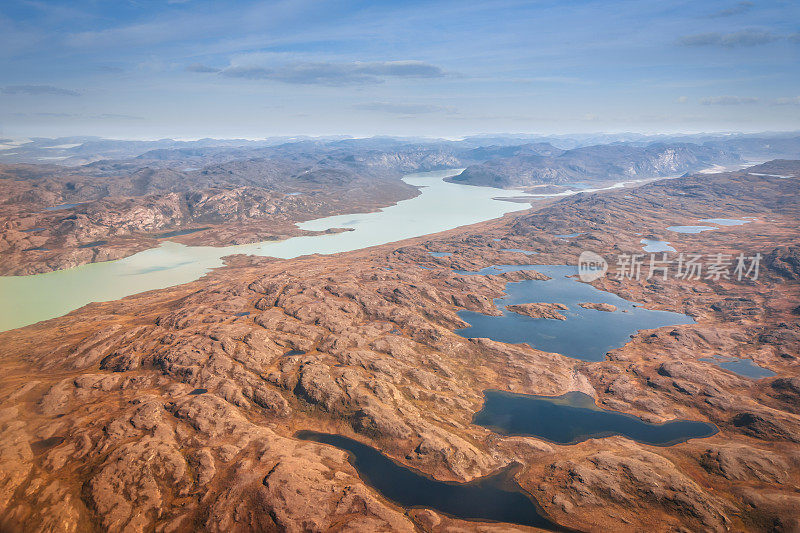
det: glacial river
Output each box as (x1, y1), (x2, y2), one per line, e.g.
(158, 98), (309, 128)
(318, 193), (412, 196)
(0, 169), (528, 332)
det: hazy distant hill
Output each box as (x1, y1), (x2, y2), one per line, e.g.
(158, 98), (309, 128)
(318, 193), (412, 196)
(448, 143), (742, 188)
(701, 135), (800, 160)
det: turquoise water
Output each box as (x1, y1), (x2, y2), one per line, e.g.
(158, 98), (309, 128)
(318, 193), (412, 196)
(0, 170), (527, 332)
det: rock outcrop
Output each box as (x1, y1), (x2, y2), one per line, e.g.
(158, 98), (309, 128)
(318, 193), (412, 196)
(506, 302), (569, 320)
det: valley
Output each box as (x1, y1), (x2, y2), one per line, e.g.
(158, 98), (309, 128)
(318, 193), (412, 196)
(0, 161), (797, 532)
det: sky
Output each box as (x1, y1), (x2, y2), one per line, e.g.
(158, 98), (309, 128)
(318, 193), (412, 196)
(0, 0), (798, 139)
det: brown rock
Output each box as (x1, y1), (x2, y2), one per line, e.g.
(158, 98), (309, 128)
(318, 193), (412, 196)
(506, 302), (568, 320)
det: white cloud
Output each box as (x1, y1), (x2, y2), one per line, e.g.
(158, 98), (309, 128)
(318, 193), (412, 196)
(679, 29), (779, 47)
(700, 95), (759, 105)
(772, 96), (800, 106)
(204, 60), (449, 86)
(354, 102), (457, 114)
(2, 85), (80, 96)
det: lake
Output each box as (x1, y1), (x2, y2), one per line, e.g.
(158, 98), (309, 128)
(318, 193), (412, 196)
(455, 265), (694, 361)
(666, 225), (717, 234)
(641, 239), (676, 253)
(295, 430), (567, 530)
(700, 356), (776, 379)
(0, 170), (528, 332)
(44, 203), (82, 211)
(698, 218), (751, 226)
(500, 248), (539, 255)
(473, 390), (718, 446)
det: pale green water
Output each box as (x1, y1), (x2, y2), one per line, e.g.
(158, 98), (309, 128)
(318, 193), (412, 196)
(0, 170), (527, 332)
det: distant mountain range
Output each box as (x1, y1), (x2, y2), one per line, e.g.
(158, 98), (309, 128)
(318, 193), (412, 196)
(447, 142), (743, 188)
(1, 131), (798, 167)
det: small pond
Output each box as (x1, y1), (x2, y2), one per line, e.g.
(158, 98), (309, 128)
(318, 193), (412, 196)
(500, 248), (539, 255)
(640, 239), (676, 253)
(700, 356), (776, 379)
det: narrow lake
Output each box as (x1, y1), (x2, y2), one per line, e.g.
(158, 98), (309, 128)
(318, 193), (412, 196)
(473, 390), (718, 446)
(700, 356), (776, 379)
(0, 170), (527, 332)
(295, 431), (567, 530)
(455, 265), (694, 361)
(667, 225), (717, 234)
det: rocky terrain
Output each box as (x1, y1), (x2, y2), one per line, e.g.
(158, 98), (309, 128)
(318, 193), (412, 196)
(578, 303), (616, 312)
(0, 162), (798, 532)
(507, 302), (569, 320)
(0, 140), (468, 274)
(3, 135), (790, 275)
(745, 159), (800, 177)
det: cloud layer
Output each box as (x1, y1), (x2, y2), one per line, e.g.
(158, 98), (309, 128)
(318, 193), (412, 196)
(700, 96), (759, 105)
(678, 29), (780, 47)
(189, 60), (448, 85)
(772, 96), (800, 106)
(708, 1), (754, 18)
(354, 102), (457, 114)
(2, 85), (80, 96)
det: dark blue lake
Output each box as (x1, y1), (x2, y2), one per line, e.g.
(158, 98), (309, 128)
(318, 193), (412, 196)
(78, 240), (108, 248)
(455, 265), (694, 361)
(295, 431), (568, 530)
(473, 390), (718, 446)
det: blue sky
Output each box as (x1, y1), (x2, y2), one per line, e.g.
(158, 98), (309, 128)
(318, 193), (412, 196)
(0, 0), (798, 139)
